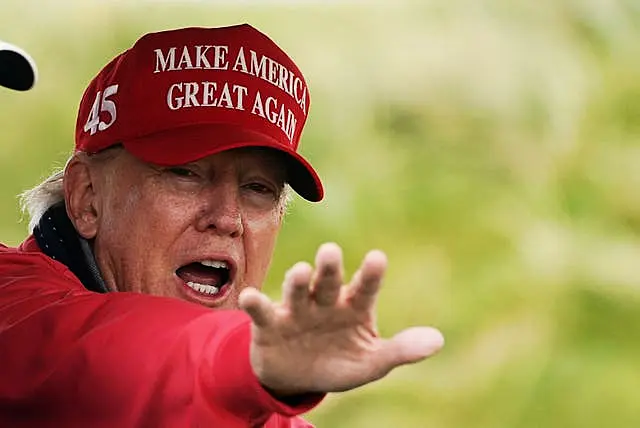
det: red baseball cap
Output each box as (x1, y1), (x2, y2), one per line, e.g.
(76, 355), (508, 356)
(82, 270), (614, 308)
(75, 24), (323, 201)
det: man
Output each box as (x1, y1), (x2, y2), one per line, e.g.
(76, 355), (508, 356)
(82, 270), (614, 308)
(0, 39), (37, 90)
(0, 24), (444, 427)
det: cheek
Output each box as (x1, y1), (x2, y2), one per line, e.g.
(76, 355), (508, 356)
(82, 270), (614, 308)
(243, 213), (282, 281)
(101, 187), (146, 237)
(99, 184), (192, 248)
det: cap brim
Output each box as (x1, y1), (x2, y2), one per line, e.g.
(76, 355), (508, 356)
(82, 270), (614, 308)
(0, 41), (37, 91)
(121, 124), (324, 202)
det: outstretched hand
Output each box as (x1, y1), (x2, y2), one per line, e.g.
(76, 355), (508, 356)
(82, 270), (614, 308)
(238, 242), (444, 396)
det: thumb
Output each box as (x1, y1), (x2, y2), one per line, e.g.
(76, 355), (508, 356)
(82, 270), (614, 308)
(382, 326), (445, 369)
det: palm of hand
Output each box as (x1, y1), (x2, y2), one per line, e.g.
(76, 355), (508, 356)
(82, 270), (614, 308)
(239, 243), (444, 396)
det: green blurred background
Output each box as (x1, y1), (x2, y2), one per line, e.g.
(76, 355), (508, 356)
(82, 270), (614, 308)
(1, 0), (639, 426)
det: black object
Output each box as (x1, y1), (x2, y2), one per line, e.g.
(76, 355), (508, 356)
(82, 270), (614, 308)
(33, 202), (109, 293)
(0, 46), (36, 91)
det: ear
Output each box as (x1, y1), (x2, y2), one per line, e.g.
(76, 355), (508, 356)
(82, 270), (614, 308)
(64, 155), (99, 239)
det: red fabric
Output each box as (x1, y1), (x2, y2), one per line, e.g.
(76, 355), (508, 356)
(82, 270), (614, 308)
(74, 24), (323, 202)
(0, 236), (322, 427)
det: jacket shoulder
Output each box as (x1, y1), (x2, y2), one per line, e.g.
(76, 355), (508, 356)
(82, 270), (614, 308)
(0, 239), (83, 291)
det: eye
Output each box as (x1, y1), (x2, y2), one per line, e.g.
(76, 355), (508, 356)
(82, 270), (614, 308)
(166, 167), (197, 178)
(244, 182), (277, 196)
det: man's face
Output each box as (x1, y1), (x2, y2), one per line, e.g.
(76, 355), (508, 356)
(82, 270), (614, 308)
(77, 146), (287, 310)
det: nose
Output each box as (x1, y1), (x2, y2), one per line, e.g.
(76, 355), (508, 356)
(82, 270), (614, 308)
(194, 181), (244, 238)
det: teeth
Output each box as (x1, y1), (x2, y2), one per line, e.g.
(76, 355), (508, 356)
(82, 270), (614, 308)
(199, 260), (228, 269)
(186, 281), (220, 295)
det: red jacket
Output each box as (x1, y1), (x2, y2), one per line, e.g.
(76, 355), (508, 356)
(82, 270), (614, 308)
(0, 237), (322, 427)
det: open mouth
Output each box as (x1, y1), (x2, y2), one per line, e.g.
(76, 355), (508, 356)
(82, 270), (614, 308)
(176, 260), (232, 297)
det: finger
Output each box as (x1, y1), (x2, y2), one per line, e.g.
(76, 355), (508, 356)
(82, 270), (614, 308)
(346, 250), (387, 311)
(379, 327), (445, 372)
(238, 287), (276, 328)
(282, 262), (313, 314)
(311, 242), (344, 306)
